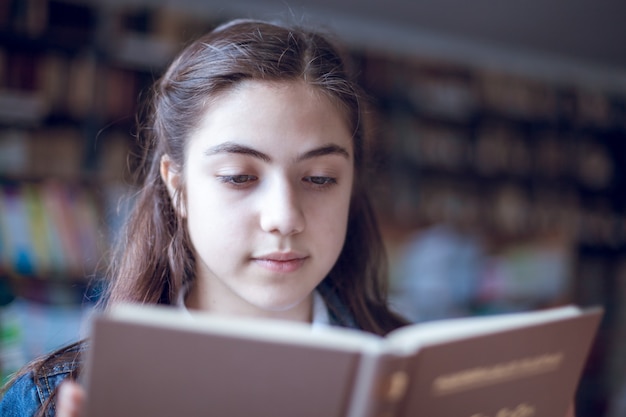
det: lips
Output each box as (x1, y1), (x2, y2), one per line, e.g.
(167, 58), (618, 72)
(252, 252), (308, 273)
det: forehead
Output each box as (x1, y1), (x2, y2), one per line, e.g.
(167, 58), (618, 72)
(188, 80), (354, 155)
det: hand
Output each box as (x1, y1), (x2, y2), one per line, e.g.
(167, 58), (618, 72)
(56, 381), (86, 417)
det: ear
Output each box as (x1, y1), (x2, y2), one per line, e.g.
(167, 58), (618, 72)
(160, 154), (187, 218)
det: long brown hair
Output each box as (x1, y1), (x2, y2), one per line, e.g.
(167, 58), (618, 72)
(5, 18), (407, 414)
(103, 18), (405, 332)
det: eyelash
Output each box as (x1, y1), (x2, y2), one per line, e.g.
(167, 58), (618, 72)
(217, 175), (258, 185)
(304, 176), (337, 189)
(217, 175), (337, 189)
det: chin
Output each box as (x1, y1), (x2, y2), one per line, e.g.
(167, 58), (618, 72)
(255, 299), (302, 313)
(247, 291), (310, 315)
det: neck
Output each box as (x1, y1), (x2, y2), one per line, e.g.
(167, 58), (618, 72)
(184, 279), (314, 323)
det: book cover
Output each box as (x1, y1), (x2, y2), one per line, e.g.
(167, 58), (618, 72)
(82, 304), (602, 417)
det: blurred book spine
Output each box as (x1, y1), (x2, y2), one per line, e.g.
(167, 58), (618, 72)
(0, 181), (104, 281)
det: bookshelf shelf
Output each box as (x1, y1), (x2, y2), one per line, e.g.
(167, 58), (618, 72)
(357, 50), (626, 417)
(0, 29), (91, 54)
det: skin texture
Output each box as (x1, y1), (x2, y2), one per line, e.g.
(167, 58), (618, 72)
(161, 80), (355, 322)
(57, 382), (84, 417)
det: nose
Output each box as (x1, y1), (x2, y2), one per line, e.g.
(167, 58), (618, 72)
(259, 178), (305, 236)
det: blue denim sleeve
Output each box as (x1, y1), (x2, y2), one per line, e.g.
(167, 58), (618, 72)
(0, 372), (44, 417)
(1, 343), (82, 417)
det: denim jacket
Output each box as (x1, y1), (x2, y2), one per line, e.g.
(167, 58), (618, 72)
(0, 286), (359, 417)
(0, 343), (83, 417)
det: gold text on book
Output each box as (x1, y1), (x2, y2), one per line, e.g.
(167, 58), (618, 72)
(379, 370), (409, 402)
(471, 402), (536, 417)
(433, 352), (563, 395)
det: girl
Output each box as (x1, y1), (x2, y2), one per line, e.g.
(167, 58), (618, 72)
(0, 18), (408, 416)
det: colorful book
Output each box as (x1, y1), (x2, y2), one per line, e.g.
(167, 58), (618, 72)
(0, 184), (36, 275)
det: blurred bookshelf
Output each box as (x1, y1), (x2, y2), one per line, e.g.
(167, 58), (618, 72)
(0, 1), (625, 415)
(0, 0), (209, 382)
(355, 51), (626, 417)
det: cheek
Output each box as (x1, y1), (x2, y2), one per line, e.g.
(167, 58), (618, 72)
(186, 192), (246, 236)
(309, 191), (351, 249)
(186, 204), (250, 272)
(184, 183), (240, 244)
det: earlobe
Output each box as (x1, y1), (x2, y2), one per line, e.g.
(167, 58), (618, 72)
(160, 154), (178, 196)
(160, 154), (187, 218)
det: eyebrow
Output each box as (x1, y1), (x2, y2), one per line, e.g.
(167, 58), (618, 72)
(203, 141), (351, 162)
(204, 142), (271, 162)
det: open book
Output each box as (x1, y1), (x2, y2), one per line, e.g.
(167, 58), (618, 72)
(82, 303), (602, 417)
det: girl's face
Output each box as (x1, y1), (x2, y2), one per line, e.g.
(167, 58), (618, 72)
(162, 81), (354, 321)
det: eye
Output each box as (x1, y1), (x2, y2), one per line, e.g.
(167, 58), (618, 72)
(304, 176), (337, 187)
(218, 175), (258, 185)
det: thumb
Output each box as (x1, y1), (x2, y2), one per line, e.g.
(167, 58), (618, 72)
(56, 381), (86, 417)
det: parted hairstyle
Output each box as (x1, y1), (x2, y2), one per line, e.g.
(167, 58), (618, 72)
(106, 18), (406, 333)
(3, 18), (407, 416)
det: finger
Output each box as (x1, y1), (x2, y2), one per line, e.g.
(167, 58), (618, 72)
(56, 381), (86, 417)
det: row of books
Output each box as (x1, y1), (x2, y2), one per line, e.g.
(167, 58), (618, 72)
(0, 3), (197, 127)
(1, 0), (208, 73)
(390, 118), (614, 189)
(1, 0), (204, 46)
(1, 0), (95, 41)
(0, 180), (105, 280)
(377, 177), (625, 248)
(362, 53), (624, 128)
(0, 46), (145, 125)
(0, 127), (132, 183)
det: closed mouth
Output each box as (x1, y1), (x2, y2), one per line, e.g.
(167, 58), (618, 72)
(252, 253), (308, 273)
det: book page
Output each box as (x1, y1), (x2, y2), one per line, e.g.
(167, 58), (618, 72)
(385, 305), (582, 354)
